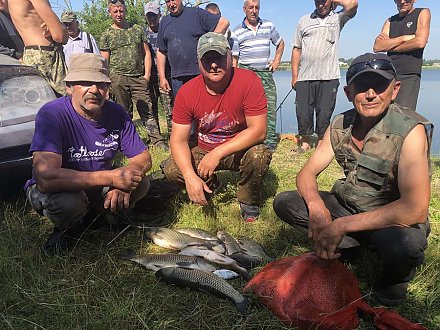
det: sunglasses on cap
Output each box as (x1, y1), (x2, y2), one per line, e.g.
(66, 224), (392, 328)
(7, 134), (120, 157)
(109, 0), (125, 4)
(346, 59), (396, 83)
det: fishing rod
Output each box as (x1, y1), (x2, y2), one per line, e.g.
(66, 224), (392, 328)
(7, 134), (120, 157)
(276, 87), (294, 134)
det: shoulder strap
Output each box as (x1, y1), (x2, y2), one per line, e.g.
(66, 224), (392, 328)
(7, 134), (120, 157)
(86, 32), (93, 52)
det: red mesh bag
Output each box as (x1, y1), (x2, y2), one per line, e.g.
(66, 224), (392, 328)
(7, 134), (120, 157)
(244, 253), (426, 330)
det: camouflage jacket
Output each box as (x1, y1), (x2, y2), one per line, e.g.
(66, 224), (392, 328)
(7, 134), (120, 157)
(100, 23), (147, 76)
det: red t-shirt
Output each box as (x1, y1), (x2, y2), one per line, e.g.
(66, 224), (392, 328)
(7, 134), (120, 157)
(172, 68), (268, 151)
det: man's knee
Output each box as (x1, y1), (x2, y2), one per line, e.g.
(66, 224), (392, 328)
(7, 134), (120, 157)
(28, 187), (89, 228)
(242, 144), (272, 172)
(373, 227), (427, 267)
(162, 156), (181, 182)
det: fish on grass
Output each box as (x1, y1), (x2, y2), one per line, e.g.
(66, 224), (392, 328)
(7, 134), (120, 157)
(175, 228), (220, 241)
(123, 253), (217, 272)
(143, 227), (225, 253)
(179, 246), (251, 280)
(217, 230), (242, 256)
(156, 267), (249, 314)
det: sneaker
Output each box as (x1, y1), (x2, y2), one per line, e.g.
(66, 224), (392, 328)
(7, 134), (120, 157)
(43, 227), (75, 256)
(239, 202), (260, 222)
(374, 281), (409, 306)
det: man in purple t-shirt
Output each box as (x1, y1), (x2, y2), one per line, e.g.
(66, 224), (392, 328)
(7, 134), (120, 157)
(25, 53), (152, 255)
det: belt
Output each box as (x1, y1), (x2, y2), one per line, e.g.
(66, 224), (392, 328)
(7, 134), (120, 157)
(24, 45), (56, 51)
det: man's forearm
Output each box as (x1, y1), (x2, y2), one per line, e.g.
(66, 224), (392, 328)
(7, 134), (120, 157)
(156, 49), (167, 81)
(213, 17), (229, 34)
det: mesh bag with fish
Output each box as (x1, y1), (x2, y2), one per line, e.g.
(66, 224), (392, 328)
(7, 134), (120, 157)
(244, 253), (426, 330)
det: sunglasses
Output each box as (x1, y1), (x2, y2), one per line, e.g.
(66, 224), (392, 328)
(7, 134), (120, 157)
(109, 0), (125, 4)
(346, 59), (396, 83)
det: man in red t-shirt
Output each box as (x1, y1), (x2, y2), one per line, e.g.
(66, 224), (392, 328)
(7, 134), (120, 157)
(162, 32), (272, 222)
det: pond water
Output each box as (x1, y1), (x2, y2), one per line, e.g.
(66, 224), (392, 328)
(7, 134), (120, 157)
(274, 69), (440, 155)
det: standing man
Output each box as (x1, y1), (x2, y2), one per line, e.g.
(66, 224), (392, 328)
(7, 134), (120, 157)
(231, 0), (285, 152)
(25, 53), (152, 255)
(0, 0), (24, 59)
(373, 0), (430, 111)
(274, 53), (432, 306)
(162, 33), (272, 222)
(292, 0), (358, 153)
(101, 0), (167, 151)
(156, 0), (229, 98)
(60, 10), (100, 68)
(7, 0), (68, 96)
(144, 1), (174, 137)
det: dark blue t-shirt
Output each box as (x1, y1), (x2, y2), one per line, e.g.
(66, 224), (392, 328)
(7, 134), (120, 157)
(157, 6), (220, 78)
(25, 96), (146, 188)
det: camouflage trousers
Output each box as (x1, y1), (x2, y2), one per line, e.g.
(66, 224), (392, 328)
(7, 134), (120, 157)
(162, 144), (272, 206)
(149, 72), (174, 136)
(239, 64), (277, 146)
(22, 45), (67, 96)
(110, 73), (165, 146)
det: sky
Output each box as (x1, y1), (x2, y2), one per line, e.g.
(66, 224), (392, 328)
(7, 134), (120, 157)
(50, 0), (440, 61)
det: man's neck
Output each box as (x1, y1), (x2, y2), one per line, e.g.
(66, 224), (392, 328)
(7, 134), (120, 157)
(399, 7), (415, 18)
(112, 20), (129, 29)
(245, 18), (259, 30)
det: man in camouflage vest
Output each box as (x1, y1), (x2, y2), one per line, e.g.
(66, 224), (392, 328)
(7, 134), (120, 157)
(100, 0), (167, 151)
(274, 53), (432, 307)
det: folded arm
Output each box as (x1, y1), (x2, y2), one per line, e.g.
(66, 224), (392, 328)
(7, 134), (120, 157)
(373, 9), (430, 53)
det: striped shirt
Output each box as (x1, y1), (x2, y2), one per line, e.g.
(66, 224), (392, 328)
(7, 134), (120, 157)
(231, 18), (282, 70)
(294, 10), (352, 81)
(63, 30), (100, 68)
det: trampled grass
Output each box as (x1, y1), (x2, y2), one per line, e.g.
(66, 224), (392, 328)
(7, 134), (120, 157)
(0, 130), (439, 329)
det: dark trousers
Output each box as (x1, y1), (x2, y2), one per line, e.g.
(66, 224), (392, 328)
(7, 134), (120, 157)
(395, 73), (421, 111)
(295, 79), (339, 139)
(110, 73), (164, 145)
(273, 190), (430, 284)
(162, 144), (272, 206)
(171, 75), (198, 99)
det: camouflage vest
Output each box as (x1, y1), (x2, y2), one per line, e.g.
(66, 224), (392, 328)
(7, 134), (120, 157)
(330, 103), (433, 213)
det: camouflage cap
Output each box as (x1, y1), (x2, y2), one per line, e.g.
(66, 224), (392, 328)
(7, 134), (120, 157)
(60, 11), (77, 23)
(144, 2), (160, 15)
(64, 53), (111, 83)
(197, 32), (230, 59)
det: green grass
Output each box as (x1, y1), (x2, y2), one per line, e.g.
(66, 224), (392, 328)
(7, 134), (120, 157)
(1, 126), (439, 329)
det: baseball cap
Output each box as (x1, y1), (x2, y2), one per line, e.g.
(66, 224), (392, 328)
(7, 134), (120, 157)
(64, 53), (111, 83)
(144, 2), (160, 15)
(346, 53), (397, 85)
(197, 32), (230, 59)
(60, 11), (77, 23)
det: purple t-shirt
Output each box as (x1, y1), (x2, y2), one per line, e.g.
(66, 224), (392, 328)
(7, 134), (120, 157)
(25, 96), (146, 188)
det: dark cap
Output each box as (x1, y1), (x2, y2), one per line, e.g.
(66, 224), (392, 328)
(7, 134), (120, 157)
(60, 11), (77, 23)
(346, 53), (397, 85)
(197, 32), (230, 59)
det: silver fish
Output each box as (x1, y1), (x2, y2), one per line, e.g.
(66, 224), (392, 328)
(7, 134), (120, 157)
(230, 252), (263, 270)
(124, 253), (217, 272)
(235, 237), (273, 262)
(217, 230), (242, 256)
(175, 228), (220, 241)
(213, 269), (240, 280)
(155, 267), (249, 314)
(179, 246), (251, 279)
(143, 227), (223, 252)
